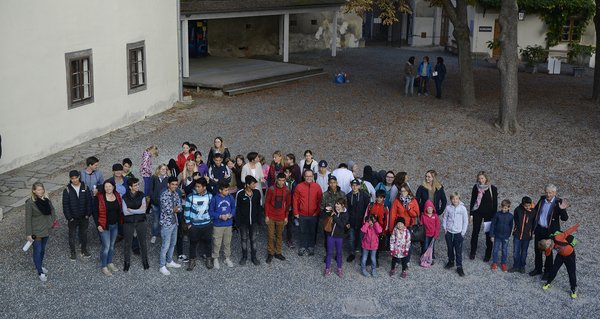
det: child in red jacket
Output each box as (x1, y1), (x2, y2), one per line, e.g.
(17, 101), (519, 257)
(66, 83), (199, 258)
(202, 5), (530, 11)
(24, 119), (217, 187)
(421, 200), (440, 264)
(361, 214), (383, 277)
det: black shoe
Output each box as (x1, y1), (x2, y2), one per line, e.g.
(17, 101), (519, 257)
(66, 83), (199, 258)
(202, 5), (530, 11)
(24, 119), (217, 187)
(444, 262), (455, 269)
(123, 262), (130, 272)
(206, 258), (214, 269)
(346, 254), (355, 262)
(457, 267), (465, 277)
(308, 248), (315, 256)
(143, 261), (150, 270)
(274, 254), (286, 261)
(187, 259), (196, 271)
(132, 248), (141, 256)
(519, 268), (526, 274)
(240, 257), (247, 266)
(483, 257), (491, 262)
(469, 254), (475, 260)
(508, 267), (517, 273)
(70, 252), (77, 261)
(529, 269), (542, 277)
(266, 255), (273, 264)
(81, 250), (91, 258)
(251, 257), (260, 266)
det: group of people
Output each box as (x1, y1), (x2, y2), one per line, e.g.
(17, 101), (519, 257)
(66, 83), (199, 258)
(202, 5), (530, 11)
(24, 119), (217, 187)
(404, 55), (446, 99)
(23, 138), (580, 299)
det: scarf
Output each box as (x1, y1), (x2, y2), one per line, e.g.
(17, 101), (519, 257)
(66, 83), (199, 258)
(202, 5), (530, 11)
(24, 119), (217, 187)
(472, 184), (490, 211)
(400, 195), (412, 207)
(122, 191), (144, 209)
(35, 197), (52, 215)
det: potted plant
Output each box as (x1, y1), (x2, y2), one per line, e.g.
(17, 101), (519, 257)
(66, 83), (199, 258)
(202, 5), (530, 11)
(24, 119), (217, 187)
(568, 43), (594, 77)
(519, 45), (547, 73)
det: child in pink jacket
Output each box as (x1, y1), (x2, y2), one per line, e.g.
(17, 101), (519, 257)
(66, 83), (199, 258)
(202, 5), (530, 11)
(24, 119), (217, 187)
(361, 214), (383, 277)
(421, 200), (441, 264)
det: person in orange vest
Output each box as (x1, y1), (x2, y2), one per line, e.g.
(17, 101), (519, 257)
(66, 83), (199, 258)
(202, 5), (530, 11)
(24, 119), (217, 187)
(542, 223), (579, 299)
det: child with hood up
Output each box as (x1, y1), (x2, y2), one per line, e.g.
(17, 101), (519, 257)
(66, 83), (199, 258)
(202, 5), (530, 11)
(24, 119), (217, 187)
(360, 214), (383, 277)
(421, 200), (440, 265)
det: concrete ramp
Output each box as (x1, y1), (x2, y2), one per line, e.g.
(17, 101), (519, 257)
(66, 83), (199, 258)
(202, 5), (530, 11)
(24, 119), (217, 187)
(183, 56), (325, 95)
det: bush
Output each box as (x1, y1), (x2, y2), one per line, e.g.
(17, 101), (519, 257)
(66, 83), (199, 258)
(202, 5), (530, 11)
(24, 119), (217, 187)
(519, 45), (548, 67)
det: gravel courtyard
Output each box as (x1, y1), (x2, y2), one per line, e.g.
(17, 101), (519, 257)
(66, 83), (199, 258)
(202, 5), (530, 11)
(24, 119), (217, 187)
(1, 46), (599, 318)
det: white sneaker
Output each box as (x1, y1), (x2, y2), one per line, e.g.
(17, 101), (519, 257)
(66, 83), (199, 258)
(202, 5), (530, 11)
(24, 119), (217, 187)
(178, 255), (189, 263)
(41, 267), (48, 274)
(213, 258), (220, 269)
(39, 273), (47, 282)
(224, 258), (234, 268)
(159, 266), (171, 276)
(150, 236), (157, 244)
(166, 261), (181, 268)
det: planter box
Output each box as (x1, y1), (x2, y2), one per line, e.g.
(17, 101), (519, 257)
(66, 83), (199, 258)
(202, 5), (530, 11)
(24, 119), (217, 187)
(573, 67), (585, 77)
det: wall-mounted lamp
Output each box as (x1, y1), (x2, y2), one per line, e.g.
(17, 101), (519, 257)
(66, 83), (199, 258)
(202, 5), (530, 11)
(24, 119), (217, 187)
(518, 10), (525, 21)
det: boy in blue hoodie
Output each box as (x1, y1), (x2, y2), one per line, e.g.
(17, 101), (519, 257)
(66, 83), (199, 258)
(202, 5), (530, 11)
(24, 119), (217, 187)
(490, 199), (513, 272)
(209, 182), (236, 269)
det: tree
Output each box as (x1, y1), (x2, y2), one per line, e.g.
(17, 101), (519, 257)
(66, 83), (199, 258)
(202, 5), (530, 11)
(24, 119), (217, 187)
(346, 0), (477, 108)
(495, 0), (521, 133)
(593, 0), (600, 102)
(432, 0), (476, 107)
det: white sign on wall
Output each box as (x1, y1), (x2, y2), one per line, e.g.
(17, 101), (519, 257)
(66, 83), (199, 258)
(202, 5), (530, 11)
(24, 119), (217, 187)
(374, 18), (382, 24)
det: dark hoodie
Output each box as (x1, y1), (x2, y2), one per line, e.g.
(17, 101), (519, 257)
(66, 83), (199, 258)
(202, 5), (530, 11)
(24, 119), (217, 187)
(513, 205), (536, 241)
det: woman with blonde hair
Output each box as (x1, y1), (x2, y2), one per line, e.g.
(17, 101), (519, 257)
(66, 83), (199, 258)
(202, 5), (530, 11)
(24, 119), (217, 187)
(415, 170), (447, 216)
(140, 145), (158, 196)
(207, 137), (231, 167)
(468, 171), (498, 261)
(25, 182), (58, 282)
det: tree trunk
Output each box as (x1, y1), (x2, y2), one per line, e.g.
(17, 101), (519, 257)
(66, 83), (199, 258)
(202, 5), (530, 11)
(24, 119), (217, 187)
(442, 0), (476, 107)
(592, 0), (600, 102)
(495, 0), (521, 133)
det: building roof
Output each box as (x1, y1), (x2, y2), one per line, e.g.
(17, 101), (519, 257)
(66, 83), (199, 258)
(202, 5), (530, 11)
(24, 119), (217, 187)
(181, 0), (346, 14)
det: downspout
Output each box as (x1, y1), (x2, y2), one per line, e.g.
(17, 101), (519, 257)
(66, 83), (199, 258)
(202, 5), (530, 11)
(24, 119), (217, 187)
(177, 0), (183, 102)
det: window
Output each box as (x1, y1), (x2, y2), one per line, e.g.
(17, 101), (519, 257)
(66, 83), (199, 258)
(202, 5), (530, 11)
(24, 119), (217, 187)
(65, 49), (93, 108)
(561, 19), (581, 42)
(127, 41), (147, 94)
(311, 19), (317, 26)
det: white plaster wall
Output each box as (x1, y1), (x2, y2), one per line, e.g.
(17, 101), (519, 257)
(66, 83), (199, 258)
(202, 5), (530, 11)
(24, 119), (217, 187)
(0, 0), (179, 174)
(412, 17), (436, 46)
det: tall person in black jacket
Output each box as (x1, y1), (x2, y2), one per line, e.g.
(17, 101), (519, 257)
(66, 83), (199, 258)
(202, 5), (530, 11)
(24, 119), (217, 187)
(345, 179), (370, 263)
(235, 176), (262, 266)
(469, 171), (498, 262)
(433, 57), (447, 99)
(62, 170), (92, 260)
(530, 184), (569, 279)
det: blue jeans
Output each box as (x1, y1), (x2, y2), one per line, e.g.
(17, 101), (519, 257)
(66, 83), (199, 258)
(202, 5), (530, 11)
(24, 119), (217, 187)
(513, 238), (530, 269)
(361, 249), (377, 272)
(404, 76), (415, 95)
(143, 176), (152, 196)
(445, 232), (463, 267)
(32, 237), (49, 275)
(151, 204), (161, 237)
(346, 228), (362, 254)
(160, 224), (178, 267)
(423, 236), (436, 259)
(298, 216), (318, 250)
(99, 224), (118, 268)
(418, 76), (430, 94)
(492, 238), (509, 264)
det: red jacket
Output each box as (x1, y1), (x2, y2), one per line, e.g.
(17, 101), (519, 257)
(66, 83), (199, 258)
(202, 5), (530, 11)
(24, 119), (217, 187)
(176, 152), (195, 173)
(422, 200), (440, 238)
(390, 198), (420, 228)
(364, 202), (389, 233)
(265, 185), (291, 221)
(293, 181), (323, 217)
(95, 192), (123, 229)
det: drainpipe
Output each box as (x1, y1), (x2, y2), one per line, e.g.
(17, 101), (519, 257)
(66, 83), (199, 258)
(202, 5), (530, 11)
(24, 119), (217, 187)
(177, 0), (183, 102)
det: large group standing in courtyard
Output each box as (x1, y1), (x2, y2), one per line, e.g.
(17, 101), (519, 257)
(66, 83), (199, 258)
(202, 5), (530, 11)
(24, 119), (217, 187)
(23, 137), (580, 299)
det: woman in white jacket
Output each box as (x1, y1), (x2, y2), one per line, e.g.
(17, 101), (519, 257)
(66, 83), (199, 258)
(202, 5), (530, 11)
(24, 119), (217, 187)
(442, 192), (469, 277)
(298, 150), (318, 178)
(241, 152), (265, 203)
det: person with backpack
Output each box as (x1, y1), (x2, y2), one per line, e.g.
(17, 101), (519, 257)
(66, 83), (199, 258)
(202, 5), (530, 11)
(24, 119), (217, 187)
(264, 173), (291, 263)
